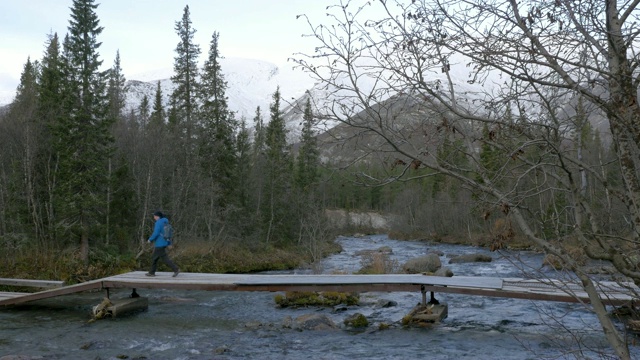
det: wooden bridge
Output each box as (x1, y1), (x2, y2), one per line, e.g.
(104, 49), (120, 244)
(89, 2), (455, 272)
(1, 272), (637, 307)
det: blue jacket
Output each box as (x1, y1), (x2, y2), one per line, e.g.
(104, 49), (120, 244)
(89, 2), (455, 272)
(148, 217), (170, 248)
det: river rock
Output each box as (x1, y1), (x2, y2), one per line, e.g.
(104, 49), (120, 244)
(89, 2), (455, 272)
(402, 253), (442, 273)
(355, 246), (393, 256)
(374, 299), (398, 308)
(434, 267), (454, 277)
(344, 313), (369, 328)
(0, 357), (44, 360)
(291, 314), (338, 331)
(448, 253), (493, 263)
(214, 345), (231, 354)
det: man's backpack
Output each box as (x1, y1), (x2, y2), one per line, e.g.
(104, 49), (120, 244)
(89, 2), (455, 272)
(163, 222), (174, 245)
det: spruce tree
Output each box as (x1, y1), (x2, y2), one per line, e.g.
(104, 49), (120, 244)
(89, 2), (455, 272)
(199, 31), (236, 209)
(263, 87), (294, 244)
(107, 50), (127, 122)
(54, 0), (112, 265)
(250, 106), (266, 226)
(149, 81), (165, 128)
(138, 95), (150, 126)
(252, 106), (266, 159)
(295, 97), (319, 190)
(4, 58), (40, 242)
(37, 32), (66, 243)
(236, 118), (251, 209)
(171, 5), (201, 145)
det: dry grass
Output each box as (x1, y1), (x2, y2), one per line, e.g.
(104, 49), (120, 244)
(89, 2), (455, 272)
(357, 252), (399, 274)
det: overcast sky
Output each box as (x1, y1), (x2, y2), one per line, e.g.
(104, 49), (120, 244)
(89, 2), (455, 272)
(0, 0), (336, 102)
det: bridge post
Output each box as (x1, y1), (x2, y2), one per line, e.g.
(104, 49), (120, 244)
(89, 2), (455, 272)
(429, 291), (439, 305)
(421, 285), (440, 305)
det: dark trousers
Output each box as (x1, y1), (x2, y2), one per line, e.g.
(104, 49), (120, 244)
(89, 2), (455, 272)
(150, 246), (179, 274)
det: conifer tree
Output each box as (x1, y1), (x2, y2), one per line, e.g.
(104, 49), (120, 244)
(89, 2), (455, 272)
(171, 5), (201, 145)
(36, 32), (66, 243)
(250, 106), (267, 225)
(199, 31), (236, 208)
(295, 98), (319, 190)
(252, 106), (266, 160)
(54, 0), (112, 265)
(138, 95), (150, 126)
(263, 87), (294, 244)
(107, 50), (127, 122)
(4, 58), (40, 241)
(149, 81), (165, 128)
(235, 118), (251, 209)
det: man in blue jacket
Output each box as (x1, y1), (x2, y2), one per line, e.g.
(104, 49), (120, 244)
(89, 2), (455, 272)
(146, 211), (180, 277)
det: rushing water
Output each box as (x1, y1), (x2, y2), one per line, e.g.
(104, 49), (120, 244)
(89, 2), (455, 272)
(1, 234), (639, 360)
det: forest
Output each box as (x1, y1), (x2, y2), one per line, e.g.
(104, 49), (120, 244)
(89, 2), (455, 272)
(2, 0), (640, 357)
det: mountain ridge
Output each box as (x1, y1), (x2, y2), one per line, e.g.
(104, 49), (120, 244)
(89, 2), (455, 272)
(124, 57), (317, 141)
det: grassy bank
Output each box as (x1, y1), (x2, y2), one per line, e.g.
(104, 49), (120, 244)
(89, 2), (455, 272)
(0, 240), (342, 285)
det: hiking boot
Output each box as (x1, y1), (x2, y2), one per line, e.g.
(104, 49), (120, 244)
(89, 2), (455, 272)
(172, 270), (180, 277)
(145, 272), (155, 277)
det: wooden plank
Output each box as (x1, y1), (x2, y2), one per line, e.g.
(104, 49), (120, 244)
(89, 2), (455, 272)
(234, 274), (503, 289)
(0, 278), (65, 288)
(0, 280), (103, 307)
(1, 272), (636, 309)
(108, 297), (149, 317)
(0, 291), (29, 301)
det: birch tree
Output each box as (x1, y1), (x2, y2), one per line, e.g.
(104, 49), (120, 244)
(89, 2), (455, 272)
(294, 0), (640, 358)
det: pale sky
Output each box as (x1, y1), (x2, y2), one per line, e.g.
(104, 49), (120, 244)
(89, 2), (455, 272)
(0, 0), (335, 102)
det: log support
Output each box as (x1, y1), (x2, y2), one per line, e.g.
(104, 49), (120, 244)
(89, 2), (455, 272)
(420, 285), (440, 306)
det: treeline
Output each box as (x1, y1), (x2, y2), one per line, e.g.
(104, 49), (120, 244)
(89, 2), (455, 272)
(0, 2), (419, 277)
(1, 1), (622, 280)
(0, 2), (332, 274)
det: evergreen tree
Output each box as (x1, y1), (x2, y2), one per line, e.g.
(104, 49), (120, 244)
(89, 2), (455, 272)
(149, 81), (165, 128)
(295, 97), (319, 190)
(252, 106), (266, 160)
(235, 117), (251, 209)
(263, 87), (294, 244)
(12, 58), (39, 121)
(107, 50), (127, 122)
(138, 95), (150, 126)
(250, 106), (267, 230)
(4, 58), (40, 242)
(37, 32), (66, 243)
(54, 0), (112, 265)
(171, 5), (201, 145)
(38, 33), (64, 132)
(199, 31), (236, 208)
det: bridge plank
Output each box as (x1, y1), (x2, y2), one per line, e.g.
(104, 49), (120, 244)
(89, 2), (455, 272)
(0, 278), (65, 288)
(233, 274), (503, 289)
(0, 291), (29, 301)
(1, 272), (637, 308)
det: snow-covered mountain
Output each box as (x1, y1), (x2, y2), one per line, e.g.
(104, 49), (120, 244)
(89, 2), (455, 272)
(0, 90), (14, 106)
(126, 57), (317, 142)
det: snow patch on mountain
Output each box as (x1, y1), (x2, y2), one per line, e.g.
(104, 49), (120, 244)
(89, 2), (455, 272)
(125, 57), (317, 142)
(0, 91), (14, 106)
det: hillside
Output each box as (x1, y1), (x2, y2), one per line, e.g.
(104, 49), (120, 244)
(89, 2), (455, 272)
(126, 57), (318, 142)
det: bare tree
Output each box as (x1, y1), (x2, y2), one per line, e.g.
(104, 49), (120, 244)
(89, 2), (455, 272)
(294, 0), (640, 358)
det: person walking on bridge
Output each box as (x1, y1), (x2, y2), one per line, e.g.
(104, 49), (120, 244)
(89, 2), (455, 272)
(146, 211), (180, 277)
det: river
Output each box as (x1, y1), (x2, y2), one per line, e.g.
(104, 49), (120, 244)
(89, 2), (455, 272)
(1, 234), (638, 359)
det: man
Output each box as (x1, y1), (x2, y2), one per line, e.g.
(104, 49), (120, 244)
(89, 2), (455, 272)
(146, 211), (180, 277)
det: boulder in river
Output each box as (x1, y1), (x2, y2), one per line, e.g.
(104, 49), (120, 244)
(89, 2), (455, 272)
(402, 253), (442, 273)
(343, 313), (369, 328)
(448, 253), (493, 263)
(434, 267), (454, 277)
(291, 314), (338, 331)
